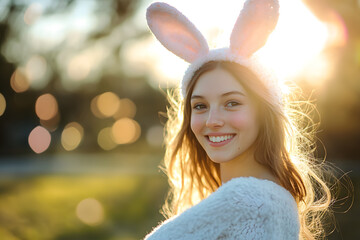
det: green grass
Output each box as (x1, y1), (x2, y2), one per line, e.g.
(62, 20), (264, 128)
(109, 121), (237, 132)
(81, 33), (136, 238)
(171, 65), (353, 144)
(0, 174), (168, 240)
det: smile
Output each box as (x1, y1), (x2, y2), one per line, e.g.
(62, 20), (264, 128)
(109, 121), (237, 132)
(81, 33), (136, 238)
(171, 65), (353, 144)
(207, 134), (235, 143)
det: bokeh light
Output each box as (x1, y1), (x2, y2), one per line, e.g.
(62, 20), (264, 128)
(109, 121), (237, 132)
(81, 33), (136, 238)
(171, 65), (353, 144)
(10, 68), (30, 93)
(146, 125), (163, 147)
(24, 3), (43, 25)
(25, 55), (48, 89)
(61, 122), (84, 151)
(28, 126), (51, 154)
(0, 93), (6, 116)
(67, 55), (91, 81)
(112, 118), (141, 144)
(97, 127), (117, 150)
(96, 92), (120, 118)
(76, 198), (104, 226)
(35, 93), (58, 121)
(91, 92), (122, 119)
(90, 95), (102, 118)
(113, 98), (136, 119)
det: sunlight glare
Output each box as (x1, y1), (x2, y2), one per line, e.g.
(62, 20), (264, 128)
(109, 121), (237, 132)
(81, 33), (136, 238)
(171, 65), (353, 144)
(257, 0), (329, 80)
(301, 53), (333, 89)
(145, 0), (333, 87)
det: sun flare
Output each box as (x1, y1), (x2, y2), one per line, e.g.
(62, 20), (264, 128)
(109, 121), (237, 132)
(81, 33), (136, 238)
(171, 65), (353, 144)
(143, 0), (340, 88)
(256, 0), (329, 80)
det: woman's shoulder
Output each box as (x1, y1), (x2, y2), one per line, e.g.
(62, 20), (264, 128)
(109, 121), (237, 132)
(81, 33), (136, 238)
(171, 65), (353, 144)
(211, 176), (298, 218)
(144, 177), (300, 240)
(219, 176), (296, 205)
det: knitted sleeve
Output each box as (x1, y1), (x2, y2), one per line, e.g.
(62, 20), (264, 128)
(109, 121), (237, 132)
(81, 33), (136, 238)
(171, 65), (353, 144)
(144, 177), (300, 240)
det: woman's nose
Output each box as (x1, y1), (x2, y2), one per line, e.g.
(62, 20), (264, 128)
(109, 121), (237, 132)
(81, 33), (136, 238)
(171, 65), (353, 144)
(206, 108), (224, 128)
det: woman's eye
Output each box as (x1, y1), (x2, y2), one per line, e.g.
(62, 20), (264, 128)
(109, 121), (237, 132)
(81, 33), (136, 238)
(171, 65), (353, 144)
(226, 101), (240, 107)
(193, 104), (206, 110)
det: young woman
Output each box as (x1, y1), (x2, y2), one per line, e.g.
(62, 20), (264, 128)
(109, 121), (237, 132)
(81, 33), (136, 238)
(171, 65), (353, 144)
(145, 0), (333, 239)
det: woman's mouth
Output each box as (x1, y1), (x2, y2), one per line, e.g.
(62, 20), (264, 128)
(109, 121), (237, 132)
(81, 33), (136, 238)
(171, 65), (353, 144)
(206, 134), (235, 146)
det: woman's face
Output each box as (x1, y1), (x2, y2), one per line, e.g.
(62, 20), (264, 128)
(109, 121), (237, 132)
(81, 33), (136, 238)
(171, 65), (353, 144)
(190, 67), (260, 163)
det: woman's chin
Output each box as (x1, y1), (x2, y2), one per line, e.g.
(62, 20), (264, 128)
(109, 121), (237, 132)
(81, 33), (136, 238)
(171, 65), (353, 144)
(207, 154), (233, 164)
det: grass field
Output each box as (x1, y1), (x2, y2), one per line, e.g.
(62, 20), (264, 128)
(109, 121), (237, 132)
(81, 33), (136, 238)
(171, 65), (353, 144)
(0, 174), (168, 240)
(0, 155), (358, 240)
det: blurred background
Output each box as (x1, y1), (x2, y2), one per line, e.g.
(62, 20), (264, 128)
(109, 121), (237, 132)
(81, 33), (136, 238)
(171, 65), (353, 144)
(0, 0), (359, 239)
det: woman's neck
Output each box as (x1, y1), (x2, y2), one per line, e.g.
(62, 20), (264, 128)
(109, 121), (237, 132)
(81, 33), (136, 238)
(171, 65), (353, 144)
(220, 150), (278, 185)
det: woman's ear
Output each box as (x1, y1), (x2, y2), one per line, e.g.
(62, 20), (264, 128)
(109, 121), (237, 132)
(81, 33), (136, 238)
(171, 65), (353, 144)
(146, 2), (209, 63)
(230, 0), (279, 57)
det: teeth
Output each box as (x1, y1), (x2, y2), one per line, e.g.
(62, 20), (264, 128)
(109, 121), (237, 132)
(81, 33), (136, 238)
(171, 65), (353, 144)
(209, 135), (234, 143)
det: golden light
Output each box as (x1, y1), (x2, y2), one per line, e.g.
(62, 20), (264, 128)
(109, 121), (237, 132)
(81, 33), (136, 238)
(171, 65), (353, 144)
(90, 96), (103, 118)
(113, 98), (136, 119)
(28, 126), (51, 154)
(62, 44), (108, 88)
(146, 125), (163, 147)
(76, 198), (104, 226)
(96, 92), (120, 118)
(325, 10), (348, 48)
(10, 68), (30, 93)
(61, 122), (84, 151)
(301, 53), (333, 88)
(67, 55), (91, 81)
(24, 3), (43, 25)
(0, 93), (6, 116)
(257, 0), (329, 79)
(35, 93), (59, 121)
(97, 127), (117, 150)
(111, 118), (141, 144)
(144, 0), (337, 88)
(25, 55), (48, 89)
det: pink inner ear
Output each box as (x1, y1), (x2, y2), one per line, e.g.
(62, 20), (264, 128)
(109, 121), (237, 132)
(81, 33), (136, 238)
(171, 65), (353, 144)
(230, 0), (279, 57)
(148, 10), (208, 63)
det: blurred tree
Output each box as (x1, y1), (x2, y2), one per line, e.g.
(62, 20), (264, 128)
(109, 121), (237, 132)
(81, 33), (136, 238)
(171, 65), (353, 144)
(0, 0), (167, 156)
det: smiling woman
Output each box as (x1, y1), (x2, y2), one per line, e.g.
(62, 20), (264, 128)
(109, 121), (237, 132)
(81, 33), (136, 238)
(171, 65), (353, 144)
(144, 0), (335, 239)
(190, 66), (260, 171)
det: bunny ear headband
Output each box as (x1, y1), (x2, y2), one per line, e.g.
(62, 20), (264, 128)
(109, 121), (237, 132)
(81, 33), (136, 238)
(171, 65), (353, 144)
(146, 0), (280, 100)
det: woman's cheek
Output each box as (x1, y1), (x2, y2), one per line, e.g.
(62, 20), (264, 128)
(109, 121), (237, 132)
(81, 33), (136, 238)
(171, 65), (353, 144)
(190, 114), (204, 135)
(229, 112), (249, 129)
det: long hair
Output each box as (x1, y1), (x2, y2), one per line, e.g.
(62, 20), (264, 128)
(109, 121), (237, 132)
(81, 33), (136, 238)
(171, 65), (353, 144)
(161, 61), (334, 239)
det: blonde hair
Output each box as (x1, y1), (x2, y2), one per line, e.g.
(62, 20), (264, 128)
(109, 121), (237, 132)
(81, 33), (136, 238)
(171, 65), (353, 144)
(161, 61), (335, 239)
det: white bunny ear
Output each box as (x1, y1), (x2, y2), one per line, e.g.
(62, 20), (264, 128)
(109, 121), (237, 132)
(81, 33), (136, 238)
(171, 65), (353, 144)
(230, 0), (279, 57)
(146, 2), (209, 63)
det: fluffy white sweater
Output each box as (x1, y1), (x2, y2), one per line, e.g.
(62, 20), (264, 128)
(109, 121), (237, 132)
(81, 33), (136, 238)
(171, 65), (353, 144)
(144, 176), (300, 240)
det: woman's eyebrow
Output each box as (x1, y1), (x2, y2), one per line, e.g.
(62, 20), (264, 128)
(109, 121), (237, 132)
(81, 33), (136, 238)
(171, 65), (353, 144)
(191, 95), (203, 100)
(191, 91), (245, 100)
(222, 91), (245, 97)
